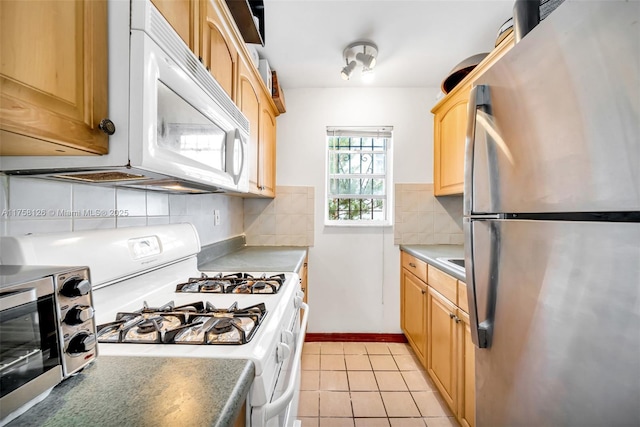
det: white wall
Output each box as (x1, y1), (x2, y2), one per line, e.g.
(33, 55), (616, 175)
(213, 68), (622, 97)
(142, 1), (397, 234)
(276, 87), (440, 333)
(0, 176), (244, 247)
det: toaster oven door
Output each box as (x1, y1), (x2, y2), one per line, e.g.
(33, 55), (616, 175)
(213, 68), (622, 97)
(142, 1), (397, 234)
(0, 277), (63, 422)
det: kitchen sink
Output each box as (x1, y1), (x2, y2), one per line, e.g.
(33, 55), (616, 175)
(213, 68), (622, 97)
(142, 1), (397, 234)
(436, 257), (465, 272)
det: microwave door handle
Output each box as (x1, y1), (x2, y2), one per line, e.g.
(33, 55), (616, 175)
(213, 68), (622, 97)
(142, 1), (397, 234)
(225, 129), (245, 185)
(235, 130), (246, 185)
(0, 288), (37, 311)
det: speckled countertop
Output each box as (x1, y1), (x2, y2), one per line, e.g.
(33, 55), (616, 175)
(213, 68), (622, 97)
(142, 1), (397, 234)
(199, 246), (308, 274)
(8, 356), (254, 427)
(399, 244), (465, 281)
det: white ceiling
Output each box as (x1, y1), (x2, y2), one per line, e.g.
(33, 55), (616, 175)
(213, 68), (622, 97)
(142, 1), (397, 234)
(255, 0), (515, 90)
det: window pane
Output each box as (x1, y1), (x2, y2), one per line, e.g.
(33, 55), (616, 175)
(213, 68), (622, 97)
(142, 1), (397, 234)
(329, 178), (386, 195)
(373, 154), (386, 174)
(326, 129), (391, 223)
(328, 198), (387, 221)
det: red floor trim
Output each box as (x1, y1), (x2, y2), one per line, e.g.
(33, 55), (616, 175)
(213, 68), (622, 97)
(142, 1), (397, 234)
(305, 333), (407, 343)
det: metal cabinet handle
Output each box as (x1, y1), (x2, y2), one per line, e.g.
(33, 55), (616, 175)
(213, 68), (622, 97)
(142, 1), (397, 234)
(409, 262), (416, 268)
(449, 313), (456, 319)
(421, 289), (426, 295)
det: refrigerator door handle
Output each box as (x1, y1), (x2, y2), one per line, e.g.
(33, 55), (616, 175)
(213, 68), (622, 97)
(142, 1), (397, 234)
(464, 218), (494, 349)
(464, 84), (492, 216)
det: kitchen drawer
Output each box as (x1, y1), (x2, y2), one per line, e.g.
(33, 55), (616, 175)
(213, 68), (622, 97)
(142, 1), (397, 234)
(428, 267), (457, 304)
(457, 280), (469, 313)
(402, 252), (428, 282)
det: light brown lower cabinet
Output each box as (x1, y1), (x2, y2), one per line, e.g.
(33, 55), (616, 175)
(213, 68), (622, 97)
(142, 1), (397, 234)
(400, 250), (475, 427)
(457, 308), (476, 427)
(233, 401), (246, 427)
(401, 268), (428, 365)
(427, 286), (457, 410)
(299, 255), (309, 304)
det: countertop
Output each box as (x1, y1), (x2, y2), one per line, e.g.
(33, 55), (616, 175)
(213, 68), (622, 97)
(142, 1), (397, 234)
(399, 244), (465, 281)
(8, 356), (254, 427)
(199, 246), (308, 274)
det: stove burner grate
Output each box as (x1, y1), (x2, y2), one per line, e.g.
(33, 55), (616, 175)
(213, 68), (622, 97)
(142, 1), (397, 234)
(175, 273), (285, 294)
(96, 301), (267, 345)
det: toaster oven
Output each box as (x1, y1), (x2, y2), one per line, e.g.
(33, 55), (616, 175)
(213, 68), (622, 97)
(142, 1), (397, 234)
(0, 265), (97, 426)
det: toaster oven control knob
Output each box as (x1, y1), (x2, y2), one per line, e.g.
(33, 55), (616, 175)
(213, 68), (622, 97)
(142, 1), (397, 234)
(64, 306), (95, 325)
(60, 278), (91, 297)
(67, 333), (97, 355)
(98, 118), (116, 135)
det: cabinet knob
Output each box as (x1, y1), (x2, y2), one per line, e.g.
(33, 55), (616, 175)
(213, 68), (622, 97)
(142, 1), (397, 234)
(421, 289), (426, 295)
(409, 262), (416, 268)
(449, 313), (456, 319)
(98, 119), (116, 135)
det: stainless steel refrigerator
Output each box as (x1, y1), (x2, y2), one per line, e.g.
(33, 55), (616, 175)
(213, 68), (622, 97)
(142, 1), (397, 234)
(464, 2), (640, 426)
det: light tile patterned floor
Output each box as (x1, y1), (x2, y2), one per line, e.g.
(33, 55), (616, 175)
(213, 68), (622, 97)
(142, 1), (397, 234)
(299, 342), (459, 427)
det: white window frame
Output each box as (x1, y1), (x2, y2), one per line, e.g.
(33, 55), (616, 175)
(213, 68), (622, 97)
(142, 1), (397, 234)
(324, 126), (393, 227)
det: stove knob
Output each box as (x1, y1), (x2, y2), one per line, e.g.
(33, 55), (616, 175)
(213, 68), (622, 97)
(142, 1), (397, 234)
(64, 305), (95, 325)
(60, 278), (91, 298)
(281, 330), (294, 346)
(67, 333), (97, 355)
(294, 293), (303, 309)
(276, 342), (291, 363)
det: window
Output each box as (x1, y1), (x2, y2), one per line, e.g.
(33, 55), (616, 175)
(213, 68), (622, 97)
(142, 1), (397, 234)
(325, 126), (393, 226)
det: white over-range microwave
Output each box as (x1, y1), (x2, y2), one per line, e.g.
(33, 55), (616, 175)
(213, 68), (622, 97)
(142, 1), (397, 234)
(1, 0), (249, 194)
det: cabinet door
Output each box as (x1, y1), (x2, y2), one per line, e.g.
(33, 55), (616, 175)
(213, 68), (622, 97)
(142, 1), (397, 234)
(0, 0), (108, 155)
(433, 87), (470, 196)
(238, 60), (261, 193)
(457, 309), (476, 427)
(427, 286), (457, 410)
(152, 0), (198, 53)
(401, 269), (427, 365)
(201, 0), (236, 99)
(259, 99), (276, 197)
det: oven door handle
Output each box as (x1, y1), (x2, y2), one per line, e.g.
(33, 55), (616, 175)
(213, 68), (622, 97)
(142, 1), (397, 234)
(260, 301), (309, 422)
(0, 288), (37, 311)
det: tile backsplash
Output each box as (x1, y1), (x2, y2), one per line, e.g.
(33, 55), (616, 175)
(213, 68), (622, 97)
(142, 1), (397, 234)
(0, 176), (243, 246)
(244, 186), (314, 246)
(394, 183), (463, 245)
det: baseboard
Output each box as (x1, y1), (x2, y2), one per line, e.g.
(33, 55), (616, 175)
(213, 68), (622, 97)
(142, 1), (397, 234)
(305, 333), (408, 343)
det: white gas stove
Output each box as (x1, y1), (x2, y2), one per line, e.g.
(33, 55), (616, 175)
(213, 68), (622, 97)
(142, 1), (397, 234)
(1, 224), (308, 427)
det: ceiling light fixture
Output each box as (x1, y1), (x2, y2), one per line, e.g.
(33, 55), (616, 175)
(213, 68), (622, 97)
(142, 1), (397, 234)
(341, 59), (357, 80)
(341, 41), (378, 82)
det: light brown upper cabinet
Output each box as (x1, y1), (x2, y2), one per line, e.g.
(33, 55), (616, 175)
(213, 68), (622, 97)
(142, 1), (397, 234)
(433, 84), (471, 195)
(238, 58), (261, 193)
(0, 0), (109, 155)
(151, 0), (199, 53)
(258, 92), (277, 198)
(431, 33), (515, 195)
(200, 0), (237, 99)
